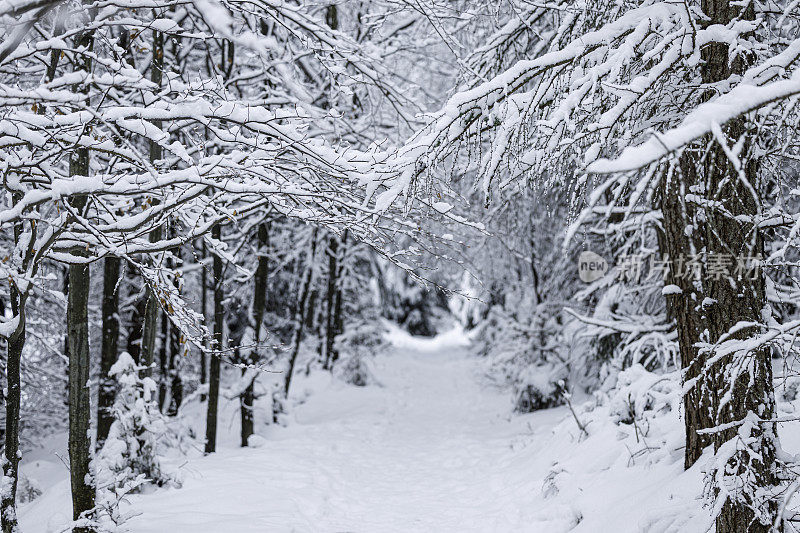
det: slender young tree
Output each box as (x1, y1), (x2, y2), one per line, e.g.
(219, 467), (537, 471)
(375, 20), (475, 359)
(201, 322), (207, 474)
(97, 256), (120, 448)
(284, 231), (318, 399)
(241, 222), (269, 446)
(140, 27), (165, 379)
(330, 230), (348, 367)
(66, 210), (94, 531)
(200, 240), (208, 401)
(1, 197), (25, 533)
(66, 20), (96, 531)
(205, 223), (224, 454)
(166, 245), (184, 416)
(323, 234), (339, 370)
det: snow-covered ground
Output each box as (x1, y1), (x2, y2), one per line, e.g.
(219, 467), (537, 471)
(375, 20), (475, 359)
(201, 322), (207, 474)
(21, 327), (715, 532)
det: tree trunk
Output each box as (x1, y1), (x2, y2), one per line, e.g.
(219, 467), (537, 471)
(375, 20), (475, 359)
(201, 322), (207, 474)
(706, 132), (778, 533)
(167, 245), (184, 417)
(158, 310), (169, 410)
(284, 231), (317, 399)
(330, 230), (347, 367)
(323, 235), (339, 370)
(659, 1), (778, 530)
(702, 13), (778, 526)
(2, 197), (25, 533)
(660, 160), (713, 469)
(139, 28), (164, 379)
(67, 24), (96, 532)
(140, 258), (160, 376)
(2, 301), (23, 533)
(97, 256), (120, 449)
(139, 233), (162, 375)
(126, 284), (146, 364)
(200, 239), (208, 401)
(305, 289), (318, 330)
(205, 224), (224, 454)
(242, 222), (269, 446)
(167, 323), (183, 416)
(67, 246), (95, 530)
(63, 268), (70, 410)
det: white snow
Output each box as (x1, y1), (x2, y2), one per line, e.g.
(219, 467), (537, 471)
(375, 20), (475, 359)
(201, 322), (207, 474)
(20, 328), (713, 532)
(662, 285), (682, 295)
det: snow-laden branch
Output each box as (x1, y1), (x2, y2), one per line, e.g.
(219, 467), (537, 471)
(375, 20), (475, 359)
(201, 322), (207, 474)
(589, 38), (800, 173)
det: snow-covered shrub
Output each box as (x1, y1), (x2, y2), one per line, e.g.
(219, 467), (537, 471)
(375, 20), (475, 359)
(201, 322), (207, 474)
(514, 362), (568, 412)
(95, 352), (174, 501)
(333, 318), (389, 386)
(606, 364), (679, 429)
(473, 304), (570, 412)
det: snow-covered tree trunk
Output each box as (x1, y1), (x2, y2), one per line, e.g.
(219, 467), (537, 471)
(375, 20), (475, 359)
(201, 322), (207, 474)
(200, 239), (208, 401)
(704, 5), (778, 530)
(676, 1), (778, 529)
(705, 139), (779, 533)
(2, 201), (24, 533)
(98, 256), (121, 449)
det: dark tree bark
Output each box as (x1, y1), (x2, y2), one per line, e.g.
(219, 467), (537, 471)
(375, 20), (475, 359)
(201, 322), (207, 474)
(200, 239), (208, 400)
(702, 4), (777, 528)
(63, 268), (69, 410)
(241, 222), (269, 446)
(205, 224), (224, 454)
(3, 298), (23, 533)
(140, 255), (160, 376)
(706, 139), (778, 533)
(659, 1), (779, 530)
(166, 245), (183, 416)
(2, 195), (25, 533)
(126, 279), (146, 364)
(158, 310), (169, 410)
(97, 256), (120, 449)
(67, 25), (96, 533)
(323, 235), (339, 370)
(284, 231), (317, 399)
(305, 289), (318, 330)
(330, 230), (347, 367)
(660, 160), (712, 469)
(167, 321), (183, 416)
(139, 29), (165, 378)
(67, 242), (95, 531)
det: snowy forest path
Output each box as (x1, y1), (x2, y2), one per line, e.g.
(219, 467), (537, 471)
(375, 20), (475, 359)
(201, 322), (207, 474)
(19, 325), (701, 533)
(125, 326), (539, 532)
